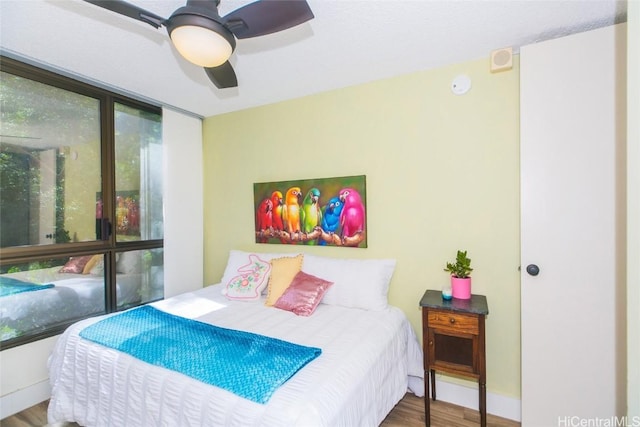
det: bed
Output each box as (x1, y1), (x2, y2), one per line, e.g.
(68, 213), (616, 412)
(47, 250), (424, 426)
(0, 253), (155, 341)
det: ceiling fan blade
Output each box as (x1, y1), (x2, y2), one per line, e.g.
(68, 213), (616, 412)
(205, 62), (238, 89)
(83, 0), (167, 28)
(223, 0), (314, 39)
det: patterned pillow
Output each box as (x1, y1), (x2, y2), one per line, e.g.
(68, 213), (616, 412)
(265, 254), (304, 306)
(59, 255), (94, 274)
(222, 254), (271, 301)
(219, 250), (296, 292)
(273, 271), (333, 316)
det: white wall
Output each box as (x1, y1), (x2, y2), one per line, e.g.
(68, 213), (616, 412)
(0, 108), (204, 419)
(0, 336), (59, 418)
(627, 0), (640, 418)
(162, 108), (204, 298)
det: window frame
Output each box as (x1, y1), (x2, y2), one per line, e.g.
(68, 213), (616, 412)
(0, 56), (164, 349)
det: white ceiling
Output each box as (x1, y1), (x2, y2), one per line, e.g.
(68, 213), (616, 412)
(0, 0), (627, 118)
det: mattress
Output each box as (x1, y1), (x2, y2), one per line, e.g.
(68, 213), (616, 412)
(48, 284), (424, 426)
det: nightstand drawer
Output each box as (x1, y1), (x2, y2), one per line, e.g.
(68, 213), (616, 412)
(427, 311), (479, 335)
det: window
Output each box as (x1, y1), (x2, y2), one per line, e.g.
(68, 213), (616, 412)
(0, 57), (164, 349)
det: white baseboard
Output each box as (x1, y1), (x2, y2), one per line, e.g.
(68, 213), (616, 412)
(0, 379), (51, 420)
(433, 378), (521, 422)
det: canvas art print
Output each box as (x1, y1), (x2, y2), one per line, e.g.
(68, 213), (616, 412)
(96, 191), (140, 238)
(254, 175), (367, 248)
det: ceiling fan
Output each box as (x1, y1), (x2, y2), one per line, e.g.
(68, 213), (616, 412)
(83, 0), (314, 88)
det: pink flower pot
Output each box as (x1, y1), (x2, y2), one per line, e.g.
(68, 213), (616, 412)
(451, 276), (471, 299)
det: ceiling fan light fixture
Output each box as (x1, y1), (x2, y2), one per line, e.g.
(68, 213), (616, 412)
(168, 15), (236, 68)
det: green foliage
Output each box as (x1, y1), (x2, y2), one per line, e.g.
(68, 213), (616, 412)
(0, 325), (19, 340)
(54, 229), (71, 243)
(444, 250), (473, 278)
(28, 260), (54, 270)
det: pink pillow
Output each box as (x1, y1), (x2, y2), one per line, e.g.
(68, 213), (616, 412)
(273, 271), (333, 316)
(59, 255), (94, 274)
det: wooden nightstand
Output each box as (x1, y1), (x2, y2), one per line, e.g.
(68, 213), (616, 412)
(419, 289), (489, 427)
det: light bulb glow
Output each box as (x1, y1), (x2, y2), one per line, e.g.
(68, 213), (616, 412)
(170, 25), (232, 67)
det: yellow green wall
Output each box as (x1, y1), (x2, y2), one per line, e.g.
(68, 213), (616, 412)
(63, 137), (141, 242)
(63, 141), (101, 241)
(203, 57), (521, 399)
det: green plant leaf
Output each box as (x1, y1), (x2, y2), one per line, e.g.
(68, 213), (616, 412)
(444, 250), (473, 278)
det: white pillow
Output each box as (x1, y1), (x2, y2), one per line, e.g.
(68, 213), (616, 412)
(116, 251), (142, 274)
(219, 250), (299, 294)
(302, 254), (396, 311)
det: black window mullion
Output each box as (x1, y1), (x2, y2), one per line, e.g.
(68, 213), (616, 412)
(102, 94), (117, 312)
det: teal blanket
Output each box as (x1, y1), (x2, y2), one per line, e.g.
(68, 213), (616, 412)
(79, 305), (321, 404)
(0, 277), (54, 297)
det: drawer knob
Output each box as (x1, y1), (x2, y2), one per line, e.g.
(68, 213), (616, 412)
(449, 317), (456, 324)
(429, 340), (433, 346)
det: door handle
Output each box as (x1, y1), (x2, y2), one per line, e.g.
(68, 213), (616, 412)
(526, 264), (540, 276)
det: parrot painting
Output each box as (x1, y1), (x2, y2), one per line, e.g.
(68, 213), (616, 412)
(320, 196), (343, 245)
(300, 187), (322, 245)
(255, 198), (273, 243)
(339, 187), (366, 241)
(270, 191), (284, 232)
(282, 186), (302, 238)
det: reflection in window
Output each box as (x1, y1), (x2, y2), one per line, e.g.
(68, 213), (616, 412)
(0, 57), (163, 348)
(114, 103), (163, 242)
(115, 249), (164, 309)
(0, 255), (105, 340)
(0, 71), (101, 248)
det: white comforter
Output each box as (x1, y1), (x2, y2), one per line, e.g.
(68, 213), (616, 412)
(48, 284), (424, 426)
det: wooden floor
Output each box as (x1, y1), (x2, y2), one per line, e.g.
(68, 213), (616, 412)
(1, 393), (520, 427)
(380, 393), (520, 427)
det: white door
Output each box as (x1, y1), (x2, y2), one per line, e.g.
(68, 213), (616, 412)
(520, 25), (625, 425)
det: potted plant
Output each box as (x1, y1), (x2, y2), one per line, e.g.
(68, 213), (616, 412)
(444, 250), (473, 299)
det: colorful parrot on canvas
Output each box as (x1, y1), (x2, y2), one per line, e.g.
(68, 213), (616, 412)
(255, 198), (273, 243)
(320, 196), (343, 245)
(300, 187), (322, 245)
(339, 187), (365, 241)
(282, 186), (302, 237)
(270, 191), (284, 232)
